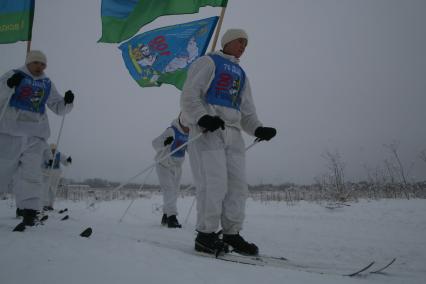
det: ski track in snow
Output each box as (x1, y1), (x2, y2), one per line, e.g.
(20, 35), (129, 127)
(0, 197), (425, 284)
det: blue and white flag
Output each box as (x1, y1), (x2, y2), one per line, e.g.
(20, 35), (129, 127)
(118, 16), (218, 90)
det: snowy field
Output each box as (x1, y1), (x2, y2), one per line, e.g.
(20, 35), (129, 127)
(1, 195), (425, 284)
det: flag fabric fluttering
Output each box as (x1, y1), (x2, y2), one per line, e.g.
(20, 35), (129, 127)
(0, 0), (35, 44)
(119, 17), (218, 90)
(100, 0), (227, 43)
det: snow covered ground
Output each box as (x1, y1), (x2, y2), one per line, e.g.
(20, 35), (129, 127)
(1, 195), (425, 284)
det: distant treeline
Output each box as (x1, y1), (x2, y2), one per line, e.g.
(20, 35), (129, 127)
(249, 181), (426, 202)
(59, 178), (426, 203)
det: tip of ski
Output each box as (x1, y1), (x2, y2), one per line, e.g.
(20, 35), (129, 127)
(345, 257), (397, 276)
(370, 258), (397, 274)
(345, 261), (375, 277)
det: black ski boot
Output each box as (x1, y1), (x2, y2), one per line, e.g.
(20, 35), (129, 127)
(13, 209), (38, 232)
(16, 208), (24, 218)
(195, 232), (227, 256)
(167, 215), (182, 228)
(161, 214), (167, 226)
(22, 209), (38, 226)
(223, 233), (259, 256)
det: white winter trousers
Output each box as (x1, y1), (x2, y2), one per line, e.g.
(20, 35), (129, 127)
(188, 127), (248, 235)
(156, 163), (182, 216)
(0, 133), (45, 210)
(42, 168), (62, 207)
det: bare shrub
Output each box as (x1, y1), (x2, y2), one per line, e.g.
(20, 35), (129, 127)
(319, 150), (353, 202)
(383, 141), (411, 199)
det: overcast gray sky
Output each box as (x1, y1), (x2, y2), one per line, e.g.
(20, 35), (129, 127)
(1, 0), (425, 185)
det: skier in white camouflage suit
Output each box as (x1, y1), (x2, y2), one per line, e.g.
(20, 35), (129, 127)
(0, 50), (74, 231)
(180, 29), (276, 255)
(152, 114), (189, 228)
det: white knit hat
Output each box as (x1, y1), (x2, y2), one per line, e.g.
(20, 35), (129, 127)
(25, 50), (47, 65)
(221, 29), (248, 48)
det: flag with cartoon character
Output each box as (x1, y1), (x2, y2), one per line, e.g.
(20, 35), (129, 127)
(118, 17), (218, 90)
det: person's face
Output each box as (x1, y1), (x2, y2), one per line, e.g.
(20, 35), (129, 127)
(26, 61), (46, 77)
(178, 117), (190, 133)
(223, 38), (248, 59)
(181, 125), (189, 133)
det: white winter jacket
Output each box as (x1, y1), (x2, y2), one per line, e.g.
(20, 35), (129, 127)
(180, 51), (262, 136)
(0, 66), (73, 139)
(152, 119), (187, 168)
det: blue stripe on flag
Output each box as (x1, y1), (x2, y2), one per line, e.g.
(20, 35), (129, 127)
(0, 0), (33, 14)
(101, 0), (140, 19)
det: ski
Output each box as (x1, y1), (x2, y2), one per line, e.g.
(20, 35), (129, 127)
(250, 253), (287, 261)
(370, 258), (396, 274)
(135, 237), (391, 277)
(195, 251), (259, 266)
(39, 215), (48, 222)
(345, 261), (375, 276)
(197, 250), (375, 277)
(12, 222), (26, 232)
(224, 252), (380, 277)
(58, 208), (68, 214)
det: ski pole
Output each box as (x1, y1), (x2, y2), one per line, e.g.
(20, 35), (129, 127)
(53, 115), (66, 153)
(113, 132), (203, 192)
(183, 138), (261, 224)
(117, 132), (203, 222)
(42, 115), (66, 214)
(118, 165), (155, 223)
(183, 185), (195, 224)
(0, 93), (13, 123)
(245, 139), (261, 152)
(116, 132), (203, 222)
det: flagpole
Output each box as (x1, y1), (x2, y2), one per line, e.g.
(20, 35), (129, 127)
(27, 0), (35, 54)
(210, 6), (227, 52)
(26, 40), (31, 53)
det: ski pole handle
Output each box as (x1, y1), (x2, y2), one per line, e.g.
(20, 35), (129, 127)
(245, 139), (260, 152)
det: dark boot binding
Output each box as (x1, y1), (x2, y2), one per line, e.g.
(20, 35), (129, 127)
(195, 231), (228, 257)
(223, 233), (259, 256)
(167, 215), (182, 228)
(161, 214), (167, 226)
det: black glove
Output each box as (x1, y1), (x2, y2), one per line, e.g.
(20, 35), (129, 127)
(67, 156), (72, 163)
(254, 127), (277, 141)
(7, 72), (24, 88)
(48, 159), (53, 167)
(64, 90), (74, 105)
(164, 136), (174, 146)
(197, 115), (225, 132)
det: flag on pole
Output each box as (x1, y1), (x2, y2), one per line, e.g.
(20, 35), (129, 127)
(99, 0), (227, 43)
(0, 0), (35, 44)
(119, 17), (218, 90)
